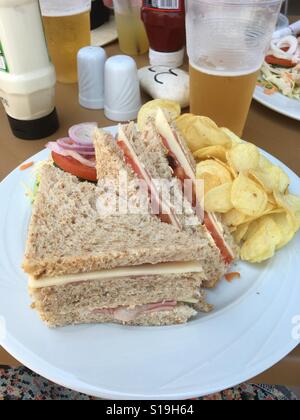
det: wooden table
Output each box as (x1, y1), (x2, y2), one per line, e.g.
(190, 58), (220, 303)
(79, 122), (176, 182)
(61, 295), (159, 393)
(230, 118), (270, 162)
(0, 43), (300, 386)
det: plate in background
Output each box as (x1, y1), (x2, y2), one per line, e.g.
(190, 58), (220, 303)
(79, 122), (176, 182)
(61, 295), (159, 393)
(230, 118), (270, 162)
(254, 85), (300, 122)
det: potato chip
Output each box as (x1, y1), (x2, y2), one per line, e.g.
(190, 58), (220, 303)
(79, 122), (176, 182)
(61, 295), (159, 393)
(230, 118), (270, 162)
(183, 123), (212, 151)
(214, 157), (237, 178)
(196, 172), (221, 194)
(261, 201), (284, 216)
(193, 145), (227, 162)
(175, 113), (196, 133)
(248, 170), (271, 193)
(196, 160), (232, 193)
(229, 226), (237, 233)
(222, 209), (248, 227)
(177, 115), (232, 152)
(204, 182), (233, 213)
(271, 212), (297, 249)
(194, 119), (232, 148)
(224, 203), (280, 235)
(256, 155), (290, 193)
(137, 100), (181, 130)
(221, 127), (243, 145)
(227, 143), (260, 173)
(233, 223), (250, 243)
(273, 191), (300, 230)
(274, 191), (300, 216)
(250, 166), (290, 194)
(259, 155), (273, 171)
(240, 216), (282, 263)
(268, 193), (277, 206)
(231, 174), (268, 217)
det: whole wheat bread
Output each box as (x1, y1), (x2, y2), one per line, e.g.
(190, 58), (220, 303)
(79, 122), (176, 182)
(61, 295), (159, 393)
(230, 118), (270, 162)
(23, 164), (217, 279)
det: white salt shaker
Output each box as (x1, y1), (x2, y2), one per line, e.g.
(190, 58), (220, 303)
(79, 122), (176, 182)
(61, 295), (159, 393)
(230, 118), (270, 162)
(104, 55), (141, 122)
(78, 46), (107, 109)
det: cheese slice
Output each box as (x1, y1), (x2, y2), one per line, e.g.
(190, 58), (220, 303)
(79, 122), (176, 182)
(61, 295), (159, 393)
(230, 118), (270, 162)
(29, 261), (204, 289)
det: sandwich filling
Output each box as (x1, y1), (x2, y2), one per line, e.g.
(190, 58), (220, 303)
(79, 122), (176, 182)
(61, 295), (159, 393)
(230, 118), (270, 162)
(91, 301), (179, 322)
(29, 261), (204, 289)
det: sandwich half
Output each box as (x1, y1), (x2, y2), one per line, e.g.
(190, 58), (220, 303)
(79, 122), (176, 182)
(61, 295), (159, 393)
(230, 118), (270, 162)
(95, 113), (236, 288)
(23, 164), (213, 327)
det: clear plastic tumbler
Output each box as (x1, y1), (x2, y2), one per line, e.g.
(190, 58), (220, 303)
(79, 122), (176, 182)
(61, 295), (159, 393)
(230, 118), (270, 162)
(113, 0), (149, 56)
(40, 0), (92, 84)
(186, 0), (282, 135)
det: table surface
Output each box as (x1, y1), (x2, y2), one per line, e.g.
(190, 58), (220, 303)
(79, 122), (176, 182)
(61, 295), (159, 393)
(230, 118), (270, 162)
(0, 42), (299, 387)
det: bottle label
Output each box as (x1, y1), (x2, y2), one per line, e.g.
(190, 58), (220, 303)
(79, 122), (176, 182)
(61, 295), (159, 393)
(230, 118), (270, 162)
(143, 0), (184, 11)
(0, 41), (9, 73)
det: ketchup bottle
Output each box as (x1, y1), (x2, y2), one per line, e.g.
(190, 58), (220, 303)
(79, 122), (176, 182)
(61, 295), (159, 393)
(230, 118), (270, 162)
(141, 0), (186, 68)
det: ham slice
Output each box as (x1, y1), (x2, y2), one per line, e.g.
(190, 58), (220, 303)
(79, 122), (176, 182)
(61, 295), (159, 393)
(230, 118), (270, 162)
(92, 301), (177, 322)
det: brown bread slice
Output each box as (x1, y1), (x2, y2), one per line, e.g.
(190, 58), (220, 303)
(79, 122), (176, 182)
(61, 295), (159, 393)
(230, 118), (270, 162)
(23, 164), (215, 279)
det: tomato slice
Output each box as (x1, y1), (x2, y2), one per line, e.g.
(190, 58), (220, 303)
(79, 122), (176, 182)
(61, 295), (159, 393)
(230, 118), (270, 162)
(203, 213), (234, 265)
(265, 47), (295, 68)
(51, 152), (97, 182)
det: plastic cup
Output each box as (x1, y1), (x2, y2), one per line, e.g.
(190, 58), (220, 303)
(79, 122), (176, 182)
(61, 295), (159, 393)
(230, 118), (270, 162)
(186, 0), (282, 136)
(113, 0), (149, 56)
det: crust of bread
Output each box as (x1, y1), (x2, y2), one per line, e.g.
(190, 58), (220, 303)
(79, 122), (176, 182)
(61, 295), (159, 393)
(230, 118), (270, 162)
(38, 303), (198, 328)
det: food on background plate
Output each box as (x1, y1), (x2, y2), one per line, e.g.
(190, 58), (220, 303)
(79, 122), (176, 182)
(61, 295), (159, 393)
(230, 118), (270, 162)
(23, 114), (237, 328)
(175, 113), (300, 264)
(259, 35), (300, 99)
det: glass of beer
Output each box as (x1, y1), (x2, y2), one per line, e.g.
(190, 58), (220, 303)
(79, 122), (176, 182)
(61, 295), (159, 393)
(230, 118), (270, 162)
(40, 0), (92, 84)
(113, 0), (149, 56)
(186, 0), (282, 136)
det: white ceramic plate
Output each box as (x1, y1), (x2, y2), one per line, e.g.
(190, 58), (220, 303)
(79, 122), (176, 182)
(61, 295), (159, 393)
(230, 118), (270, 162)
(0, 126), (300, 400)
(254, 84), (300, 121)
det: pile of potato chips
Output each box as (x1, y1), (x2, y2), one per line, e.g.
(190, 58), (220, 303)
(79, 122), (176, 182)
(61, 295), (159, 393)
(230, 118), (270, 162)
(176, 114), (300, 264)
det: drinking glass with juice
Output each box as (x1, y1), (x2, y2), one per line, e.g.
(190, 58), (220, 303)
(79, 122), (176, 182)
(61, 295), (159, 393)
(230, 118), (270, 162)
(40, 0), (92, 84)
(113, 0), (149, 56)
(186, 0), (282, 136)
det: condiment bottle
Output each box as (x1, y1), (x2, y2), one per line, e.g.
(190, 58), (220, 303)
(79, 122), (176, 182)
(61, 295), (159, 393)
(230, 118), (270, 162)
(141, 0), (186, 68)
(40, 0), (92, 84)
(0, 0), (59, 140)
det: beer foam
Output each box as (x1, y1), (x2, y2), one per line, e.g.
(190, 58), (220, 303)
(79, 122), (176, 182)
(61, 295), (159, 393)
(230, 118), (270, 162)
(190, 62), (261, 77)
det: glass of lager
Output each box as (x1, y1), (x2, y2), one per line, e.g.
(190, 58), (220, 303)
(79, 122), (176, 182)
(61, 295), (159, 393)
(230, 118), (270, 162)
(186, 0), (282, 136)
(40, 0), (92, 84)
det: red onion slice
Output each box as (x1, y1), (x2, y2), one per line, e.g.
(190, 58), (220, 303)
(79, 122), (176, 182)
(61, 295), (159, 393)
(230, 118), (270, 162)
(46, 142), (96, 168)
(69, 123), (98, 145)
(56, 137), (95, 156)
